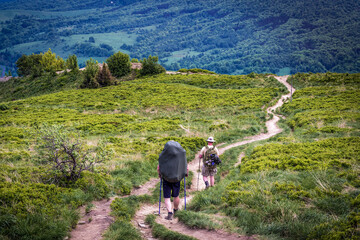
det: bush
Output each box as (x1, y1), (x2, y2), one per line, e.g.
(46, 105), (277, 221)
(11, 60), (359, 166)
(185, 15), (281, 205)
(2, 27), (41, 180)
(96, 63), (113, 87)
(35, 124), (112, 186)
(107, 51), (131, 78)
(0, 104), (9, 111)
(140, 55), (165, 76)
(81, 58), (100, 88)
(73, 171), (110, 199)
(15, 54), (43, 77)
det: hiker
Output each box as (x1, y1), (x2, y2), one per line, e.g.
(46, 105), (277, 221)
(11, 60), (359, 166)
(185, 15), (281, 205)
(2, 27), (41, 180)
(158, 141), (188, 220)
(199, 136), (220, 189)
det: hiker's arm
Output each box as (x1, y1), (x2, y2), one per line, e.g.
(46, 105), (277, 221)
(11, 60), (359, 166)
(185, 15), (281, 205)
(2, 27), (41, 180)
(157, 165), (161, 178)
(198, 147), (205, 158)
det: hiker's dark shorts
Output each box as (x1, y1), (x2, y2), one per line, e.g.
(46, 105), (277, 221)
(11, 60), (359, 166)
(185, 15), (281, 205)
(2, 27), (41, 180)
(202, 165), (217, 177)
(162, 179), (180, 198)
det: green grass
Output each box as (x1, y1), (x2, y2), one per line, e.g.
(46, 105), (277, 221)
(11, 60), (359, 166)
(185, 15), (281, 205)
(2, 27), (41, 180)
(145, 214), (197, 240)
(175, 210), (219, 230)
(103, 220), (142, 240)
(177, 73), (360, 240)
(2, 72), (359, 239)
(0, 72), (283, 239)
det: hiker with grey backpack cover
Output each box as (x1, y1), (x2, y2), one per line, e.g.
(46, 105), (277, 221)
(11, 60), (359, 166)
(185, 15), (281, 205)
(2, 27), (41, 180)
(157, 141), (188, 220)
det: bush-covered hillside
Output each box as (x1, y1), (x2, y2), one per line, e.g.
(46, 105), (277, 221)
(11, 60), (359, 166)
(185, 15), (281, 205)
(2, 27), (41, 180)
(0, 72), (284, 239)
(0, 0), (359, 75)
(1, 72), (359, 239)
(179, 72), (359, 239)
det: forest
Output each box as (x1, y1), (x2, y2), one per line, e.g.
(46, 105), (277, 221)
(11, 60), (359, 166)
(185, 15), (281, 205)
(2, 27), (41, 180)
(0, 0), (359, 75)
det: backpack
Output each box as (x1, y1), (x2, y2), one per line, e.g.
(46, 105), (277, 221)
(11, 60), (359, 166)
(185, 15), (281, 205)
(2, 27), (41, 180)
(203, 146), (220, 169)
(158, 141), (187, 183)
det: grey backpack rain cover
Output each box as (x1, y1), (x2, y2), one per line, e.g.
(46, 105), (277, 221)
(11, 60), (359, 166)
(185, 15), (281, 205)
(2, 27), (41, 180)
(159, 141), (187, 183)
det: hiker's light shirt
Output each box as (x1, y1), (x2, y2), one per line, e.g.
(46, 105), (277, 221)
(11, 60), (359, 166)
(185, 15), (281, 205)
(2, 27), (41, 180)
(200, 145), (219, 156)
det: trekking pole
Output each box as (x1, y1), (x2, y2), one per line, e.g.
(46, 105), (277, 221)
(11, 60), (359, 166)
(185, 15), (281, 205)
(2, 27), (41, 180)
(184, 177), (186, 210)
(159, 178), (162, 215)
(197, 156), (201, 191)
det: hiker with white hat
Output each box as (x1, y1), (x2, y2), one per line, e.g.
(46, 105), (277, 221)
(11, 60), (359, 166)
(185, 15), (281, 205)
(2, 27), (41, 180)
(198, 136), (220, 189)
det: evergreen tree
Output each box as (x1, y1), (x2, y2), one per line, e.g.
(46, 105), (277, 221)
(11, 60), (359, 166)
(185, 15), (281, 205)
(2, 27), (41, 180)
(66, 54), (79, 73)
(5, 70), (12, 77)
(16, 54), (43, 77)
(140, 55), (166, 76)
(81, 58), (99, 88)
(96, 63), (113, 87)
(106, 51), (131, 78)
(39, 49), (65, 75)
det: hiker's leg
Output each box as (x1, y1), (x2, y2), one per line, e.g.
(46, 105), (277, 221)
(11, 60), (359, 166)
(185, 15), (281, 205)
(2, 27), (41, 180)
(164, 198), (172, 213)
(210, 176), (215, 186)
(163, 179), (172, 213)
(202, 165), (210, 188)
(171, 181), (181, 210)
(173, 196), (180, 210)
(209, 168), (217, 186)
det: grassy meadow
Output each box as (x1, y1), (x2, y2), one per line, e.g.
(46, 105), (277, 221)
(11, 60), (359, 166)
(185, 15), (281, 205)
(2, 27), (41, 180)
(0, 72), (359, 239)
(180, 72), (359, 240)
(0, 72), (286, 239)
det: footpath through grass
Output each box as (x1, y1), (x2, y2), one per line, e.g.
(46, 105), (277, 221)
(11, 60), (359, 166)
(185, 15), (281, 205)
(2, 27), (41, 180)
(179, 73), (360, 240)
(0, 72), (283, 239)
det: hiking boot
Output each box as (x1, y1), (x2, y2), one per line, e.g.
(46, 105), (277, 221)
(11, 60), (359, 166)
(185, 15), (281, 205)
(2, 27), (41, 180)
(205, 181), (209, 189)
(165, 212), (173, 220)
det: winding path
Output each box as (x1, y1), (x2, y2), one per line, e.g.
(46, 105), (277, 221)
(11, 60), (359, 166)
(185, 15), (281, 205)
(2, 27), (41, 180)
(70, 75), (294, 240)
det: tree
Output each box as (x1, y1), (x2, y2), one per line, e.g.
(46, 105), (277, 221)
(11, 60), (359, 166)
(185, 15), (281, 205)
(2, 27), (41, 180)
(81, 58), (100, 88)
(106, 51), (131, 78)
(16, 54), (43, 77)
(89, 36), (95, 43)
(140, 55), (166, 76)
(5, 70), (12, 77)
(36, 125), (112, 186)
(40, 49), (65, 75)
(66, 54), (79, 73)
(96, 63), (113, 87)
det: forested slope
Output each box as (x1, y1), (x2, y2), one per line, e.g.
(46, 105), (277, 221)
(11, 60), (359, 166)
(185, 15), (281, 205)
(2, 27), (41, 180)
(0, 0), (359, 75)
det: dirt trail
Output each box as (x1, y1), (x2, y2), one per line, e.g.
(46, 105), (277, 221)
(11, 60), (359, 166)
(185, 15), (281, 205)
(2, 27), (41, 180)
(70, 179), (159, 240)
(70, 76), (293, 240)
(218, 75), (293, 155)
(69, 197), (116, 240)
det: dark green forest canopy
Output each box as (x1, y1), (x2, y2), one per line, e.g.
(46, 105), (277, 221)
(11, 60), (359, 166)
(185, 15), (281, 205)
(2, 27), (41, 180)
(0, 0), (359, 75)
